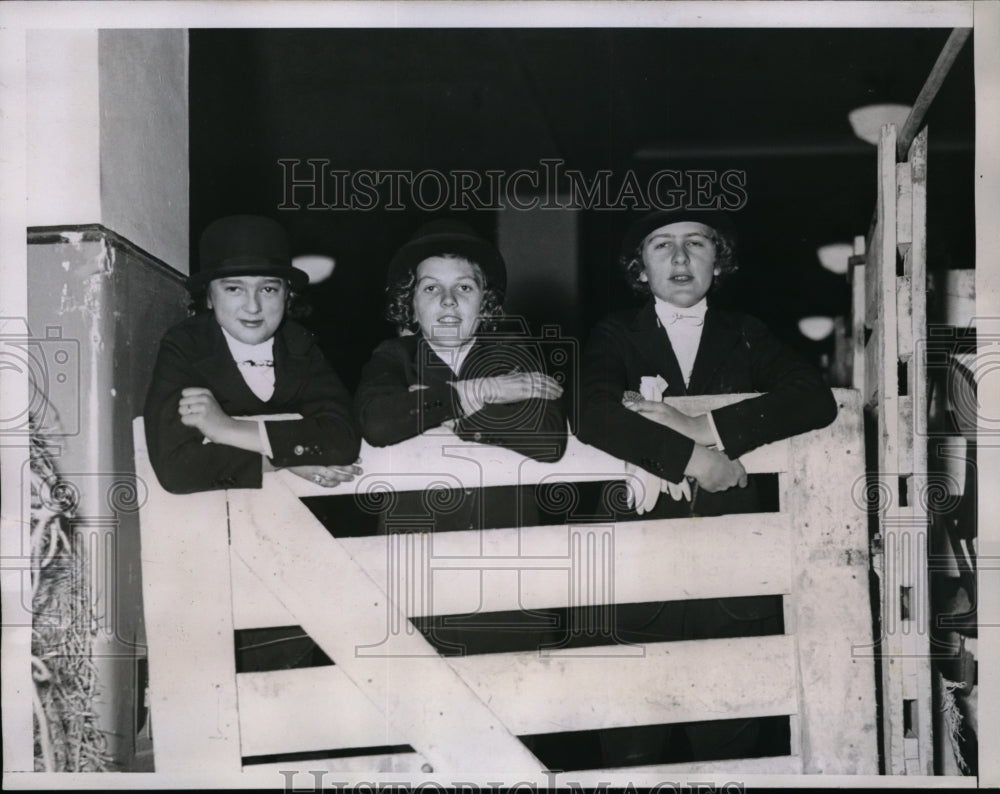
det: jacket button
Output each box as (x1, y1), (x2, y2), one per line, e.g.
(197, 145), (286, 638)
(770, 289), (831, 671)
(473, 432), (483, 442)
(293, 445), (305, 456)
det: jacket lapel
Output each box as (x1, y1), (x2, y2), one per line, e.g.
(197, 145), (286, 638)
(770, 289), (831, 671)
(457, 338), (489, 379)
(198, 318), (265, 407)
(629, 301), (688, 396)
(270, 325), (302, 406)
(413, 335), (461, 387)
(687, 309), (743, 393)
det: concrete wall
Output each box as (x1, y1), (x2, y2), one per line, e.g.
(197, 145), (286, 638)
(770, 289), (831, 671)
(26, 30), (102, 227)
(27, 29), (189, 273)
(99, 30), (190, 273)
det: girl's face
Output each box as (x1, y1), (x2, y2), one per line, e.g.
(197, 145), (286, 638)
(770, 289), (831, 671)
(207, 276), (287, 345)
(639, 221), (720, 308)
(412, 256), (484, 347)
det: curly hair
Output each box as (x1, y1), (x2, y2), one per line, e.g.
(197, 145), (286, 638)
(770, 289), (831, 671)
(187, 280), (311, 320)
(385, 254), (505, 335)
(620, 224), (739, 297)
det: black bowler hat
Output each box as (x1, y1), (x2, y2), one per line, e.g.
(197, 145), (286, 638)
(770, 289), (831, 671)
(620, 209), (737, 259)
(188, 215), (308, 291)
(386, 219), (507, 293)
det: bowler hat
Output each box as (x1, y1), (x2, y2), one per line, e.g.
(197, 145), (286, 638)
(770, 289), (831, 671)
(188, 215), (308, 290)
(620, 209), (737, 260)
(387, 219), (507, 293)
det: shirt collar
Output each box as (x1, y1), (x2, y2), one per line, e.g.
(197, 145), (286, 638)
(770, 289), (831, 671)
(653, 296), (708, 328)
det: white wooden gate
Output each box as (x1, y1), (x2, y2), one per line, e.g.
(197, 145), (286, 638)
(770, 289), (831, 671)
(133, 390), (877, 781)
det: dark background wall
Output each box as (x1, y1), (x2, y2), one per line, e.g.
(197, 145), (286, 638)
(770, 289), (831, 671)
(188, 27), (975, 389)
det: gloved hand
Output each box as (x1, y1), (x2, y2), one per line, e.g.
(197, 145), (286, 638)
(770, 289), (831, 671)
(622, 376), (691, 514)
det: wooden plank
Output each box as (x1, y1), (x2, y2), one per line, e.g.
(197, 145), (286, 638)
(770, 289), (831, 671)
(133, 418), (243, 773)
(896, 28), (972, 159)
(584, 754), (804, 776)
(906, 128), (934, 776)
(232, 551), (297, 630)
(902, 645), (919, 700)
(281, 395), (794, 500)
(896, 164), (913, 247)
(243, 754), (425, 775)
(897, 275), (913, 360)
(237, 667), (408, 757)
(872, 123), (907, 776)
(852, 262), (867, 393)
(785, 393), (879, 775)
(789, 714), (802, 759)
(863, 322), (881, 407)
(878, 122), (900, 464)
(227, 482), (545, 774)
(336, 513), (792, 620)
(447, 635), (798, 735)
(898, 395), (914, 476)
(864, 220), (881, 330)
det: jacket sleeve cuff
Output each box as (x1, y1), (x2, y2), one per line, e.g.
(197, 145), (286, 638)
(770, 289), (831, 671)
(652, 433), (696, 483)
(705, 411), (725, 451)
(258, 420), (274, 458)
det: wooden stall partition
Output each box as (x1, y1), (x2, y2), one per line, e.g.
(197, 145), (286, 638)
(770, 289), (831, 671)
(855, 123), (934, 775)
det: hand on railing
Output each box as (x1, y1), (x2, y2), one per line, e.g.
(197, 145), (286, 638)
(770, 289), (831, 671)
(624, 398), (716, 447)
(683, 444), (747, 493)
(450, 372), (563, 416)
(283, 462), (363, 488)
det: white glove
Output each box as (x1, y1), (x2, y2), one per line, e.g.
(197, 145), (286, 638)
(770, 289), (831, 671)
(624, 461), (663, 515)
(661, 477), (692, 501)
(625, 375), (690, 510)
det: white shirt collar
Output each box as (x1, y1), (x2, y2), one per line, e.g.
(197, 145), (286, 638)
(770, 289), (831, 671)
(652, 296), (708, 328)
(652, 297), (707, 387)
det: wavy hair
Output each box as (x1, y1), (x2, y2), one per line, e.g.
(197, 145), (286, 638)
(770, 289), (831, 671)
(385, 254), (505, 335)
(620, 224), (739, 297)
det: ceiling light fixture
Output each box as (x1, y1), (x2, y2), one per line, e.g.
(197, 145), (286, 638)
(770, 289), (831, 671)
(798, 316), (835, 341)
(816, 243), (853, 275)
(292, 255), (336, 285)
(848, 104), (912, 145)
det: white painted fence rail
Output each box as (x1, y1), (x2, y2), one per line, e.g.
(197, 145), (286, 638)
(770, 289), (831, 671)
(134, 388), (877, 781)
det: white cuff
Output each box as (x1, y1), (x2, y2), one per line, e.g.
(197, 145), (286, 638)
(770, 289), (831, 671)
(705, 411), (725, 451)
(258, 421), (274, 459)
